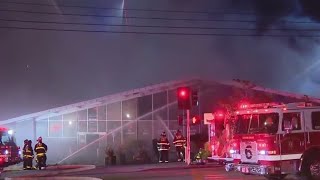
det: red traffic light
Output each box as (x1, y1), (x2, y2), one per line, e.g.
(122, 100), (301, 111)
(178, 88), (189, 98)
(177, 87), (191, 109)
(179, 90), (186, 97)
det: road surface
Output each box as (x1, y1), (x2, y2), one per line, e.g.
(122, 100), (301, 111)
(1, 163), (300, 180)
(59, 165), (299, 180)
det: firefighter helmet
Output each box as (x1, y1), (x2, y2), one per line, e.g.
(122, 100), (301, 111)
(24, 139), (28, 144)
(28, 140), (32, 144)
(37, 136), (42, 142)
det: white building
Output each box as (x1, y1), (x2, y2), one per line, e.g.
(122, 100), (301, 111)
(0, 79), (316, 165)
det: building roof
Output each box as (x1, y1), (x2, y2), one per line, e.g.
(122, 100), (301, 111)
(1, 78), (319, 125)
(0, 78), (201, 125)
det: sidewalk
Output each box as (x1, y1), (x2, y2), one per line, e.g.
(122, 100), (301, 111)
(0, 164), (96, 179)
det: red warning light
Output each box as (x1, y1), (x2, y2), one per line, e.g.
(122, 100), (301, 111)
(240, 103), (249, 109)
(218, 113), (224, 117)
(214, 111), (224, 119)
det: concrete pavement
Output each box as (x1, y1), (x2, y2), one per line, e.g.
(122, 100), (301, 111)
(0, 163), (96, 179)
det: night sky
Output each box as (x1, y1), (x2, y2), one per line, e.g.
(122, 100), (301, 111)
(0, 0), (320, 120)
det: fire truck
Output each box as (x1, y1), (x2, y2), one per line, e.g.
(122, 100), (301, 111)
(0, 127), (22, 167)
(221, 102), (320, 180)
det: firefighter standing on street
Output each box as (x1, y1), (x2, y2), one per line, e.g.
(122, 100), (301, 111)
(173, 129), (186, 162)
(23, 140), (34, 170)
(157, 132), (170, 163)
(34, 137), (48, 168)
(22, 139), (28, 170)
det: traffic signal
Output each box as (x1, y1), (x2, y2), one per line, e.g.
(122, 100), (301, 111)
(178, 115), (183, 126)
(191, 90), (198, 106)
(177, 87), (191, 110)
(192, 115), (201, 125)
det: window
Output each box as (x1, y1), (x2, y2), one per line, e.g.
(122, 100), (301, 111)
(122, 98), (137, 120)
(282, 112), (301, 131)
(153, 92), (167, 109)
(88, 108), (97, 120)
(78, 121), (87, 132)
(235, 113), (279, 134)
(98, 121), (106, 132)
(77, 110), (87, 121)
(49, 115), (62, 121)
(312, 111), (320, 130)
(97, 105), (106, 120)
(168, 90), (177, 103)
(49, 121), (63, 137)
(137, 95), (152, 118)
(169, 106), (178, 120)
(88, 121), (98, 132)
(63, 120), (77, 137)
(36, 119), (48, 138)
(107, 102), (121, 120)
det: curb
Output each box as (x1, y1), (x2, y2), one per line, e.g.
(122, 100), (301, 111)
(5, 176), (102, 180)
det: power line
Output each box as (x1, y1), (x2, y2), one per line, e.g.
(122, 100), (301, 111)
(0, 8), (318, 24)
(0, 1), (260, 16)
(0, 26), (319, 38)
(1, 18), (320, 32)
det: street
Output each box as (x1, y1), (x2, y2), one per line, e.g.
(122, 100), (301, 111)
(0, 162), (302, 180)
(58, 164), (299, 180)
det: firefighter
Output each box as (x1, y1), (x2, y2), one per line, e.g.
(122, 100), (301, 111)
(34, 137), (48, 168)
(157, 132), (170, 163)
(22, 139), (28, 170)
(25, 140), (34, 170)
(173, 130), (186, 162)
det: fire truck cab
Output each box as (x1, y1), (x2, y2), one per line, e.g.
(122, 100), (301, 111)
(225, 102), (320, 179)
(0, 127), (22, 167)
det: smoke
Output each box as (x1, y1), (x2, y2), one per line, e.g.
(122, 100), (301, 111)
(228, 0), (320, 32)
(1, 0), (320, 120)
(214, 0), (320, 94)
(299, 0), (320, 22)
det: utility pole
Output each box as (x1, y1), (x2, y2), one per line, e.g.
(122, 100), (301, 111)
(177, 87), (198, 165)
(186, 109), (191, 165)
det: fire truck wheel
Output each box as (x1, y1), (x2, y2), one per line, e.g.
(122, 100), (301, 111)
(264, 174), (287, 180)
(301, 155), (320, 180)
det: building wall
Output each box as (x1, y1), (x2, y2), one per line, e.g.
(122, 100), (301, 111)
(10, 89), (203, 165)
(5, 82), (304, 165)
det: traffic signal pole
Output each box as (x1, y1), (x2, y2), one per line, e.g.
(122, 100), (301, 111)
(177, 87), (197, 165)
(186, 109), (191, 165)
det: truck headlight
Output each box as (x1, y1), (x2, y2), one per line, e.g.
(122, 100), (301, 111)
(4, 150), (9, 155)
(8, 130), (13, 135)
(229, 149), (239, 154)
(258, 150), (266, 155)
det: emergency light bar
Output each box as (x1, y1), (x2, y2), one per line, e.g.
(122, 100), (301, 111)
(239, 102), (283, 109)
